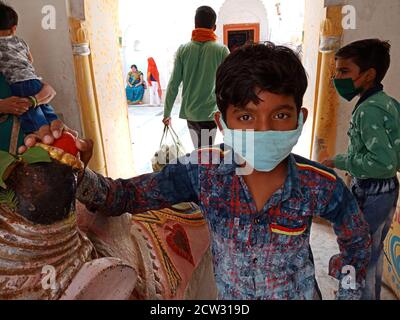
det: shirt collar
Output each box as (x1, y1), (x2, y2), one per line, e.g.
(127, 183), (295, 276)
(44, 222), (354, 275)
(215, 146), (303, 199)
(353, 83), (384, 114)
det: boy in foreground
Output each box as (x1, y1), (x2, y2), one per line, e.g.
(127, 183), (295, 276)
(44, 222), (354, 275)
(70, 43), (369, 300)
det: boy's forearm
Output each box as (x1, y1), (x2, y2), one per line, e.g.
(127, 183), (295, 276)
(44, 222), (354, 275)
(329, 211), (371, 299)
(76, 163), (198, 216)
(321, 179), (371, 298)
(333, 154), (348, 171)
(76, 169), (168, 217)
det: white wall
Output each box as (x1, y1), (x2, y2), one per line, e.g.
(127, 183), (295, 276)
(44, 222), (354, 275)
(217, 0), (269, 41)
(119, 0), (305, 104)
(6, 0), (82, 133)
(119, 0), (221, 98)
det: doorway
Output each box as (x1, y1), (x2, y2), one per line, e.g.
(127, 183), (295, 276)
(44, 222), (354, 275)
(223, 23), (260, 51)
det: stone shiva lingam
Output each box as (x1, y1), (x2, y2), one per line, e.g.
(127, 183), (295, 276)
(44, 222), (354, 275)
(0, 133), (136, 300)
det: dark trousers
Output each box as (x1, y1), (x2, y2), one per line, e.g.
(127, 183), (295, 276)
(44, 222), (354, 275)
(350, 176), (399, 300)
(187, 120), (217, 149)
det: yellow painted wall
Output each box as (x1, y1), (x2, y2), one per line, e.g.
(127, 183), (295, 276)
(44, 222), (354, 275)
(84, 0), (135, 178)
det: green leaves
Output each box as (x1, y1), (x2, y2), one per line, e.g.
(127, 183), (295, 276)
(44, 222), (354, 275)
(20, 147), (51, 165)
(0, 147), (51, 189)
(0, 189), (17, 210)
(0, 151), (16, 189)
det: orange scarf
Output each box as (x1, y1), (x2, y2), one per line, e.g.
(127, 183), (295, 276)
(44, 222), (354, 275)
(191, 28), (217, 42)
(147, 57), (162, 98)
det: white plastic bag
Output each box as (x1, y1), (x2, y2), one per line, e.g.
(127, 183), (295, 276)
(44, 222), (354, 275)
(151, 125), (186, 172)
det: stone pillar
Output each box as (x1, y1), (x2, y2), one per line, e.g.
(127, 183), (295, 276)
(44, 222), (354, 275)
(311, 5), (343, 163)
(69, 12), (108, 175)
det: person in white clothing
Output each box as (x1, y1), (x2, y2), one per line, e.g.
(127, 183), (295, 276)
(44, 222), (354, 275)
(147, 57), (162, 106)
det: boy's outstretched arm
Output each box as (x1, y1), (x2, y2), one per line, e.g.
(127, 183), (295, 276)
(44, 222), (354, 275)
(319, 178), (371, 300)
(76, 157), (198, 217)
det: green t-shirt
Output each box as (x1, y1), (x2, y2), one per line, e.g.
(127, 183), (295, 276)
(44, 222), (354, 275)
(0, 74), (24, 152)
(334, 91), (400, 179)
(164, 41), (230, 122)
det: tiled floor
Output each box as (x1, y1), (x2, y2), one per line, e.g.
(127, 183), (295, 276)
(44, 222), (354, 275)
(128, 104), (397, 300)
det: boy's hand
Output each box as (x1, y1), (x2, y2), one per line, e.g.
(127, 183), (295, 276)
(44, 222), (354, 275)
(18, 120), (65, 153)
(322, 159), (335, 168)
(76, 138), (94, 167)
(18, 120), (94, 167)
(18, 120), (76, 153)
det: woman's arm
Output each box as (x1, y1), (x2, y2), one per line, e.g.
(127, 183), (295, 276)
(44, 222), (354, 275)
(0, 97), (30, 115)
(135, 74), (144, 87)
(35, 82), (56, 105)
(28, 51), (34, 64)
(126, 73), (133, 87)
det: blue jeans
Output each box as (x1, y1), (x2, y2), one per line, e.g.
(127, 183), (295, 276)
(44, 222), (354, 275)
(10, 79), (58, 134)
(350, 176), (399, 300)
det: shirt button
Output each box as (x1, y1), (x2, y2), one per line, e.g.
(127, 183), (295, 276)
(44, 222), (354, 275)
(253, 258), (258, 264)
(254, 218), (260, 225)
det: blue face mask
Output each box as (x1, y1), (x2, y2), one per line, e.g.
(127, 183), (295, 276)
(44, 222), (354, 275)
(220, 113), (304, 172)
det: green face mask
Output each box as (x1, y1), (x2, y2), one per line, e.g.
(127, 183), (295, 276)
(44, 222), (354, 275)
(333, 77), (363, 102)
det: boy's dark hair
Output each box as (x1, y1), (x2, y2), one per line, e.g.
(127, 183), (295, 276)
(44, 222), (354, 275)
(216, 42), (308, 120)
(0, 1), (18, 30)
(131, 64), (138, 70)
(195, 6), (216, 29)
(335, 39), (391, 84)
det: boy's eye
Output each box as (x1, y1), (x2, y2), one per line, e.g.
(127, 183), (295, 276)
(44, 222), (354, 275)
(239, 114), (253, 121)
(274, 113), (290, 120)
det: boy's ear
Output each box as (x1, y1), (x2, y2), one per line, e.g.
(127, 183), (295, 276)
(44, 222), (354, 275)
(11, 25), (17, 34)
(300, 108), (309, 124)
(365, 68), (377, 83)
(214, 111), (224, 132)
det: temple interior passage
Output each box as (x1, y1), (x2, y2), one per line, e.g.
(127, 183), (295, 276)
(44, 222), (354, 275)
(0, 0), (399, 301)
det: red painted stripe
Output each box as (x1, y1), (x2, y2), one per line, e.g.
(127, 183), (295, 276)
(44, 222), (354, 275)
(296, 163), (336, 181)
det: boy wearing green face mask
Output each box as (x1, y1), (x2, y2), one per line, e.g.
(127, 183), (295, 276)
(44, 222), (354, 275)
(323, 39), (400, 300)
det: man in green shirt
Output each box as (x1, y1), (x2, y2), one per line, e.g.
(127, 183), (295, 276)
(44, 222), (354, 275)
(162, 6), (229, 149)
(323, 39), (400, 300)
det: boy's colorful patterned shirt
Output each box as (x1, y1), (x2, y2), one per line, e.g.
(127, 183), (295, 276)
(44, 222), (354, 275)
(77, 146), (371, 300)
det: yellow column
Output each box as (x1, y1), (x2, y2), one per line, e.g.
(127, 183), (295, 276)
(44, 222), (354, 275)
(311, 6), (343, 163)
(69, 18), (107, 175)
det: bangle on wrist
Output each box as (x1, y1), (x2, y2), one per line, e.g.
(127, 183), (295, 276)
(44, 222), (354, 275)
(28, 96), (38, 108)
